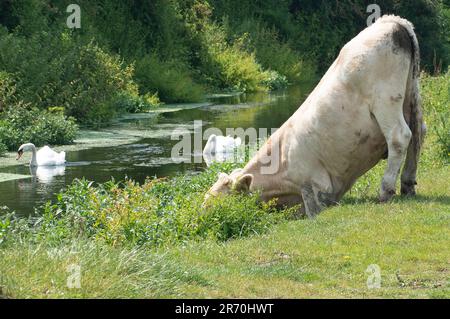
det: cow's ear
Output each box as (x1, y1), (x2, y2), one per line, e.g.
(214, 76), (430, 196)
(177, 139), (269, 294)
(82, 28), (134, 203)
(218, 173), (231, 185)
(233, 174), (253, 192)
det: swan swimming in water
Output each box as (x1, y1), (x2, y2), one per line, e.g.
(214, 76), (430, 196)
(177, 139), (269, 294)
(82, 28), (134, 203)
(16, 143), (66, 166)
(203, 134), (241, 155)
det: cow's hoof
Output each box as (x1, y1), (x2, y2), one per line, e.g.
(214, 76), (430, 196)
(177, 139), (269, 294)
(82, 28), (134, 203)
(379, 189), (395, 203)
(401, 181), (417, 197)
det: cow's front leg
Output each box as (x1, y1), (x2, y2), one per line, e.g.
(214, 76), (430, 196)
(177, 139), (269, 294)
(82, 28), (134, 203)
(300, 183), (336, 218)
(300, 184), (321, 218)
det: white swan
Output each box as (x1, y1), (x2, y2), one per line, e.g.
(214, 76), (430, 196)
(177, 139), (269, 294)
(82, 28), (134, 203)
(203, 135), (242, 155)
(16, 143), (66, 166)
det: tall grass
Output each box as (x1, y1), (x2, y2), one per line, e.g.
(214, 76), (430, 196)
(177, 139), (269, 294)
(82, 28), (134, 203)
(0, 163), (294, 248)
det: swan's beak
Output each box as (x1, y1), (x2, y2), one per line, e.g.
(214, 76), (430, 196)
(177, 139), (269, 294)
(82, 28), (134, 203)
(16, 150), (23, 160)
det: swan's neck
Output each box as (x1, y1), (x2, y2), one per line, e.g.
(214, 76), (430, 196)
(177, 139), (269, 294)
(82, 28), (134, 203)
(30, 145), (38, 166)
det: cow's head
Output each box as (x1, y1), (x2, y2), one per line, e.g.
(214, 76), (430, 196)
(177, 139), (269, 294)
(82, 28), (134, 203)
(203, 169), (253, 207)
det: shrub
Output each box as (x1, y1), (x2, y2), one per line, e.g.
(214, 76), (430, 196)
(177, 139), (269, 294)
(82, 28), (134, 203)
(135, 54), (204, 103)
(235, 20), (317, 83)
(262, 70), (289, 90)
(421, 70), (450, 160)
(0, 142), (6, 156)
(0, 29), (140, 125)
(1, 162), (294, 247)
(114, 92), (161, 114)
(60, 42), (140, 125)
(201, 25), (269, 92)
(212, 44), (268, 92)
(0, 71), (16, 112)
(0, 105), (78, 151)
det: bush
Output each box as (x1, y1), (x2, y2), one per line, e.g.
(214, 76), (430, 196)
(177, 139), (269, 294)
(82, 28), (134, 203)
(0, 162), (295, 247)
(0, 105), (78, 151)
(421, 70), (450, 160)
(201, 25), (269, 92)
(235, 20), (317, 83)
(135, 54), (204, 103)
(114, 92), (161, 114)
(0, 142), (6, 156)
(0, 71), (15, 112)
(58, 42), (140, 125)
(0, 29), (140, 125)
(262, 70), (289, 90)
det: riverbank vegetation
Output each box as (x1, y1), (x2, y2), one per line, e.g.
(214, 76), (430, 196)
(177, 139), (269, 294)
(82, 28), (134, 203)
(0, 1), (448, 132)
(0, 71), (449, 298)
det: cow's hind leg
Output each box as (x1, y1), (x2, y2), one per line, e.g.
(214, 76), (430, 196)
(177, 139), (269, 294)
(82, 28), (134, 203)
(373, 105), (412, 202)
(400, 142), (418, 196)
(401, 117), (426, 196)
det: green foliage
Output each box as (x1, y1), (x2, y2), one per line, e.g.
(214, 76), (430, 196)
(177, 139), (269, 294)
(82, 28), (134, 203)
(421, 70), (450, 160)
(233, 19), (317, 83)
(135, 55), (204, 103)
(0, 27), (142, 125)
(0, 210), (10, 245)
(0, 105), (78, 151)
(200, 25), (269, 92)
(0, 162), (293, 248)
(0, 71), (15, 111)
(0, 70), (79, 150)
(114, 92), (161, 114)
(0, 142), (6, 156)
(290, 0), (450, 73)
(61, 42), (140, 125)
(209, 46), (268, 93)
(262, 70), (289, 90)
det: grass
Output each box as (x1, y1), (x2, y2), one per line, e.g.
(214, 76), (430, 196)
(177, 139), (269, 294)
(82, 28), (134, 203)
(0, 73), (449, 299)
(168, 166), (449, 298)
(0, 164), (448, 298)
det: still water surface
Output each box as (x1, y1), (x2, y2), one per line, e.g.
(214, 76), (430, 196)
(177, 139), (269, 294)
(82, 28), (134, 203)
(0, 84), (314, 216)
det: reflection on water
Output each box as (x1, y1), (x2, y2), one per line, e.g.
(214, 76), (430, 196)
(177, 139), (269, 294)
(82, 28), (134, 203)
(31, 165), (66, 184)
(0, 84), (315, 216)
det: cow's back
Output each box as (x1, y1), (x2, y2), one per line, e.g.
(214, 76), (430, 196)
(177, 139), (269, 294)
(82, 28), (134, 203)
(283, 19), (414, 197)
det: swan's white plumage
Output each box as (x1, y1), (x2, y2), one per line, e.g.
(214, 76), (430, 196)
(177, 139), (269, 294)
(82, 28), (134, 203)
(36, 146), (66, 166)
(203, 135), (241, 155)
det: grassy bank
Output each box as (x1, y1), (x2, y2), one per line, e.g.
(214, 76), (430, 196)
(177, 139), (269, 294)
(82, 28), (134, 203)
(0, 72), (449, 298)
(0, 166), (448, 298)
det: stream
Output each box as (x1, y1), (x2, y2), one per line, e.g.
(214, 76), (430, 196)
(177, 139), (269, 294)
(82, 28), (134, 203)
(0, 84), (315, 216)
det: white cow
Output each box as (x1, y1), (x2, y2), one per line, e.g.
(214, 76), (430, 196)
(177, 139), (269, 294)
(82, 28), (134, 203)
(204, 15), (426, 217)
